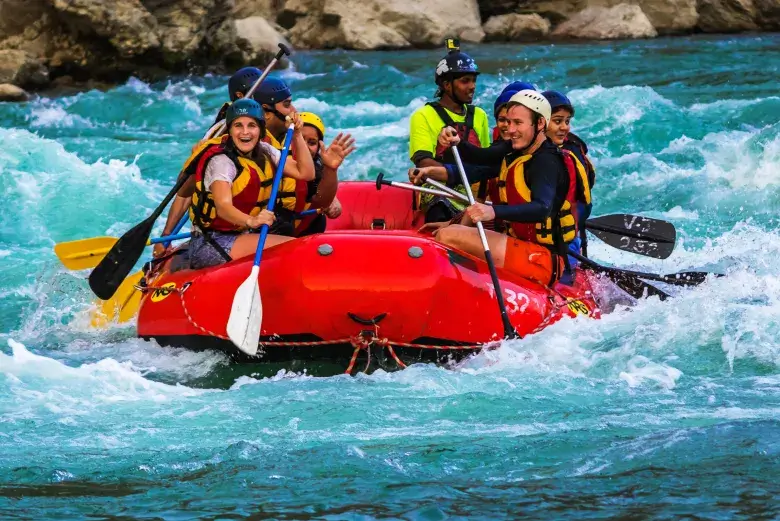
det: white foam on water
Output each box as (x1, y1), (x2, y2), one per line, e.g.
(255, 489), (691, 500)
(1, 339), (207, 408)
(27, 104), (94, 129)
(294, 96), (426, 118)
(0, 127), (164, 242)
(660, 206), (700, 220)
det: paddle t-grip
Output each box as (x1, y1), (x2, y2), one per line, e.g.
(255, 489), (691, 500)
(375, 172), (392, 190)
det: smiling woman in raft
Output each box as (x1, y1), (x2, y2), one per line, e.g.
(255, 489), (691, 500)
(185, 98), (303, 270)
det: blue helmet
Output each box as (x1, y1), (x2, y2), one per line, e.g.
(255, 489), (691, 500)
(494, 81), (536, 116)
(253, 76), (292, 106)
(542, 90), (575, 115)
(226, 98), (265, 127)
(501, 81), (536, 94)
(228, 67), (262, 101)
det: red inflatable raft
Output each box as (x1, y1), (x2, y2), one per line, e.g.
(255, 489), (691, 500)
(137, 181), (598, 375)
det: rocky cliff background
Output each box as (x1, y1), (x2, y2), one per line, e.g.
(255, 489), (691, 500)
(0, 0), (778, 100)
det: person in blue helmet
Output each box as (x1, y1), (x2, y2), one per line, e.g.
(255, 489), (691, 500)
(407, 39), (491, 223)
(542, 90), (595, 257)
(211, 66), (263, 125)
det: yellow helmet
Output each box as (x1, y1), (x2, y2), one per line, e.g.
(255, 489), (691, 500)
(299, 112), (325, 140)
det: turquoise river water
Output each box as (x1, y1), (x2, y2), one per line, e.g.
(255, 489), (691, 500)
(1, 35), (780, 519)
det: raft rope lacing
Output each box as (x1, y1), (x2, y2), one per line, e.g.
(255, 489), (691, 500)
(140, 278), (594, 375)
(139, 281), (488, 374)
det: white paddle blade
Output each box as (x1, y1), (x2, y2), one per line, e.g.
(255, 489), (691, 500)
(227, 265), (262, 356)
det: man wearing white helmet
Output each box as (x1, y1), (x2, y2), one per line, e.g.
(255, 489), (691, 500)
(431, 90), (589, 286)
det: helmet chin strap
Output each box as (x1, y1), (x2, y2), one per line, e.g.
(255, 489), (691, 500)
(444, 79), (468, 108)
(263, 105), (288, 135)
(521, 121), (545, 154)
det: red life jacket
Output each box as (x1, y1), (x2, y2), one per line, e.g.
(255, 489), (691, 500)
(487, 147), (581, 246)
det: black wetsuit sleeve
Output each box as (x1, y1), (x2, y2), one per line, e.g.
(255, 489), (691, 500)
(492, 151), (561, 223)
(455, 140), (512, 166)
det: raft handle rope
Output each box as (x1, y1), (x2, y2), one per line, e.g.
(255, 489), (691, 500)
(136, 271), (498, 373)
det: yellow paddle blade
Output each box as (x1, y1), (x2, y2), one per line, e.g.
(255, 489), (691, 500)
(54, 236), (118, 271)
(90, 271), (144, 328)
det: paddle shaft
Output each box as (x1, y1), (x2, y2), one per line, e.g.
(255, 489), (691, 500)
(411, 184), (675, 255)
(253, 126), (295, 266)
(451, 147), (519, 340)
(379, 177), (459, 200)
(245, 44), (291, 99)
(206, 43), (291, 139)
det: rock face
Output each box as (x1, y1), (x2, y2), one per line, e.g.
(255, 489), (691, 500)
(0, 49), (49, 87)
(639, 0), (698, 34)
(233, 0), (278, 18)
(280, 0), (485, 49)
(0, 0), (287, 90)
(553, 3), (658, 39)
(696, 0), (758, 32)
(754, 0), (780, 29)
(477, 0), (700, 34)
(50, 0), (160, 58)
(0, 83), (29, 102)
(233, 16), (291, 64)
(483, 13), (551, 41)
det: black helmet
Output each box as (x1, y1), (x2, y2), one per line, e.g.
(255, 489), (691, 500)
(434, 38), (480, 87)
(228, 67), (262, 101)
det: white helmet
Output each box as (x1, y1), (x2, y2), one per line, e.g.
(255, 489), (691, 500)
(508, 89), (551, 128)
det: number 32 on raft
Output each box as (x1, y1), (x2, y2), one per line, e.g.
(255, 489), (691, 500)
(485, 283), (529, 315)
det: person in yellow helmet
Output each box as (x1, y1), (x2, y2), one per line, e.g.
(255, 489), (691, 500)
(295, 112), (356, 236)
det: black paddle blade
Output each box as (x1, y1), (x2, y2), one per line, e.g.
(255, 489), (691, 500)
(88, 218), (154, 300)
(610, 271), (670, 301)
(586, 214), (676, 259)
(586, 226), (675, 259)
(570, 251), (671, 301)
(653, 271), (719, 287)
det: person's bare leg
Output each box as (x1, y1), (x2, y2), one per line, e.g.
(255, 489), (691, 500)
(228, 233), (294, 261)
(434, 224), (509, 266)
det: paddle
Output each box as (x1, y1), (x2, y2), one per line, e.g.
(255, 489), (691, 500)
(87, 46), (290, 301)
(57, 208), (317, 271)
(569, 250), (719, 302)
(207, 44), (292, 139)
(449, 147), (519, 340)
(375, 173), (459, 200)
(585, 214), (676, 259)
(227, 126), (295, 355)
(570, 252), (671, 300)
(382, 178), (679, 261)
(89, 213), (191, 326)
(56, 213), (190, 271)
(424, 178), (467, 201)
